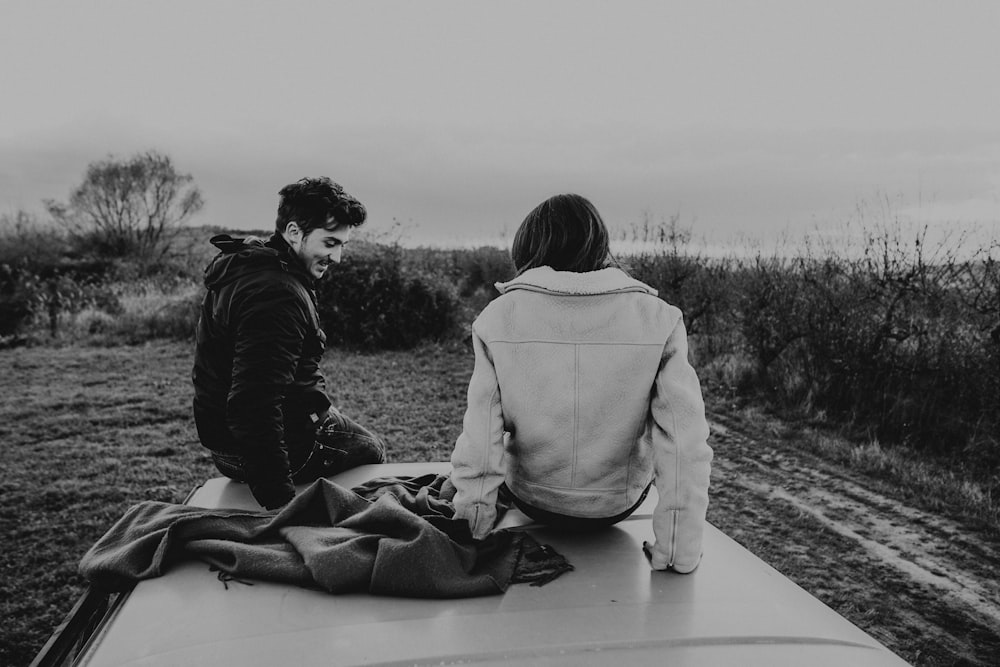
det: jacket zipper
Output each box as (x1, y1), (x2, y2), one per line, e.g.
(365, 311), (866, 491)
(668, 510), (678, 567)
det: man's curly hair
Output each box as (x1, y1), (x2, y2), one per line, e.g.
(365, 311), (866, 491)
(275, 177), (367, 234)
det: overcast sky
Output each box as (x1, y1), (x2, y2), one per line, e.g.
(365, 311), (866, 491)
(2, 0), (998, 246)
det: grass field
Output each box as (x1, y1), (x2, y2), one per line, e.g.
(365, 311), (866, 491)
(0, 341), (471, 667)
(3, 341), (999, 666)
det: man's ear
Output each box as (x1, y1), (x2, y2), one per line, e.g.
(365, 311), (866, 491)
(283, 221), (303, 248)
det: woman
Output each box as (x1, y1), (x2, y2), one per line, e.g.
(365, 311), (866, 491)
(449, 193), (713, 572)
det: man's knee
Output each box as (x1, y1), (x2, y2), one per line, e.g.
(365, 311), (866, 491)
(210, 451), (247, 482)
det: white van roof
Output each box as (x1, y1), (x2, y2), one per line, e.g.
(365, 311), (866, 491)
(75, 462), (908, 666)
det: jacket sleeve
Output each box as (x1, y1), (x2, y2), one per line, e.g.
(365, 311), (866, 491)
(450, 326), (508, 539)
(647, 314), (713, 572)
(227, 284), (307, 509)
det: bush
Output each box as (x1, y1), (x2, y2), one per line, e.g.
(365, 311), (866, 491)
(731, 224), (1000, 475)
(316, 242), (463, 349)
(0, 264), (34, 339)
(0, 212), (122, 343)
(623, 251), (735, 337)
(444, 245), (515, 298)
(608, 210), (999, 478)
(0, 213), (64, 340)
(67, 279), (204, 345)
(733, 261), (803, 366)
(615, 214), (739, 338)
(402, 244), (514, 316)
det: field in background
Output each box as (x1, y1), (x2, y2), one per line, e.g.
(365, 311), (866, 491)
(2, 214), (999, 665)
(3, 342), (999, 666)
(4, 214), (997, 492)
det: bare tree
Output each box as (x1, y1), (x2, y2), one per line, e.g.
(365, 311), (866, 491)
(46, 150), (204, 260)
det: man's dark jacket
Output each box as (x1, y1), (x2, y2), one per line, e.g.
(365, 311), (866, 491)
(192, 233), (331, 508)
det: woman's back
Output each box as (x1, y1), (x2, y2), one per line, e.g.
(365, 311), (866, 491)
(450, 194), (711, 573)
(473, 266), (682, 512)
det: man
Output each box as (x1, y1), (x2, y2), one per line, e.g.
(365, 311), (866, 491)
(192, 177), (387, 510)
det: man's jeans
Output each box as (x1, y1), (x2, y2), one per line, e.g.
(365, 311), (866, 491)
(210, 407), (387, 486)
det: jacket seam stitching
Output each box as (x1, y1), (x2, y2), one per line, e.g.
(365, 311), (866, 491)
(572, 343), (580, 487)
(473, 383), (501, 517)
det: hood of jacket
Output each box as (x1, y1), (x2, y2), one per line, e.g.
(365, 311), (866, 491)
(495, 266), (658, 297)
(203, 233), (313, 290)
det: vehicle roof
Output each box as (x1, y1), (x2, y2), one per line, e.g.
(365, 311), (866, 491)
(77, 462), (908, 666)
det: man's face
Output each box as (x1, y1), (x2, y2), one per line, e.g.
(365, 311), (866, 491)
(288, 222), (352, 279)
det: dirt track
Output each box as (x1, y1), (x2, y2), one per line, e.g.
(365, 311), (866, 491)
(705, 407), (1000, 666)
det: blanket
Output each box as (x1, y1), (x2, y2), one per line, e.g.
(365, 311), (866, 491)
(79, 474), (572, 598)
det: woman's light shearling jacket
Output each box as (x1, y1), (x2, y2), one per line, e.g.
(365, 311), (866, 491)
(450, 266), (713, 572)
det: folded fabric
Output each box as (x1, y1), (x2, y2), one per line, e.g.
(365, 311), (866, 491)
(80, 474), (572, 598)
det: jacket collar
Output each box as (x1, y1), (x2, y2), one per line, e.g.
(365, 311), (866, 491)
(266, 232), (316, 287)
(496, 266), (658, 297)
(203, 232), (316, 290)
